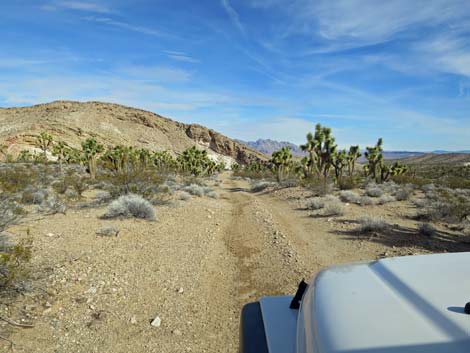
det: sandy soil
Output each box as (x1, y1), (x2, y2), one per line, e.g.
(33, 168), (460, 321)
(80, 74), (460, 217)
(1, 175), (469, 352)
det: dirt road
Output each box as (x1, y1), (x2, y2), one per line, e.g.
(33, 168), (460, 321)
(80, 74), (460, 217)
(2, 176), (396, 352)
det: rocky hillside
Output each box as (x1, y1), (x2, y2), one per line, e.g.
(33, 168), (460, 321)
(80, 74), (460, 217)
(398, 153), (470, 166)
(239, 139), (306, 156)
(0, 101), (267, 165)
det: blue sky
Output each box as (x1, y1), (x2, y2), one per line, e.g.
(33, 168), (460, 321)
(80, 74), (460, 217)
(1, 0), (469, 151)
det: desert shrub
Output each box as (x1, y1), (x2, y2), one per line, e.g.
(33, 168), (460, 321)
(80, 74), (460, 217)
(378, 194), (396, 205)
(302, 177), (333, 196)
(0, 166), (35, 193)
(412, 198), (427, 208)
(365, 184), (383, 197)
(251, 181), (272, 193)
(307, 197), (325, 210)
(339, 190), (361, 204)
(418, 223), (437, 236)
(338, 176), (359, 190)
(323, 198), (345, 216)
(97, 170), (165, 199)
(178, 191), (191, 201)
(391, 174), (430, 188)
(183, 184), (204, 197)
(422, 184), (436, 193)
(394, 185), (414, 201)
(358, 216), (388, 233)
(280, 178), (300, 188)
(21, 187), (48, 205)
(381, 181), (398, 194)
(157, 184), (172, 194)
(95, 191), (113, 204)
(417, 198), (470, 223)
(359, 196), (375, 206)
(96, 226), (120, 237)
(0, 238), (32, 290)
(207, 191), (219, 199)
(0, 198), (25, 231)
(39, 196), (67, 215)
(102, 194), (155, 220)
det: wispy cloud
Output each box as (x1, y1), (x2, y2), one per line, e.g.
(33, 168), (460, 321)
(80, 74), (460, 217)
(83, 16), (172, 38)
(119, 65), (193, 83)
(221, 0), (246, 35)
(164, 51), (200, 64)
(42, 1), (112, 14)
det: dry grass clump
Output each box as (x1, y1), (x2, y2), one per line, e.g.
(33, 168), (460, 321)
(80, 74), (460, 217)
(418, 223), (437, 236)
(307, 197), (325, 210)
(359, 196), (375, 206)
(102, 194), (155, 220)
(378, 194), (396, 205)
(21, 187), (48, 205)
(95, 191), (113, 204)
(178, 191), (191, 201)
(339, 190), (361, 204)
(0, 198), (25, 232)
(183, 184), (205, 197)
(206, 191), (219, 199)
(323, 197), (345, 216)
(412, 198), (427, 208)
(39, 196), (67, 215)
(302, 177), (333, 196)
(365, 184), (384, 197)
(393, 185), (413, 201)
(358, 216), (389, 233)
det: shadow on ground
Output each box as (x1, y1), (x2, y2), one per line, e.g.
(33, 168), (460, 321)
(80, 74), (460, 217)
(331, 221), (470, 253)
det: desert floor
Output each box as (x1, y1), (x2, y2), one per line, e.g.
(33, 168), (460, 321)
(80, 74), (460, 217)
(1, 174), (468, 353)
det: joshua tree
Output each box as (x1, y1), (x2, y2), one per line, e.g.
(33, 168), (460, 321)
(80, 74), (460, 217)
(332, 149), (347, 181)
(300, 123), (338, 178)
(81, 138), (104, 179)
(35, 132), (53, 162)
(153, 150), (177, 173)
(52, 141), (67, 167)
(364, 138), (384, 182)
(379, 161), (409, 182)
(347, 145), (361, 176)
(271, 146), (293, 182)
(16, 150), (33, 163)
(177, 146), (214, 176)
(300, 132), (318, 177)
(63, 147), (83, 165)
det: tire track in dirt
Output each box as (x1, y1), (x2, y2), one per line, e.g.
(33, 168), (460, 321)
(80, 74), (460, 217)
(221, 178), (305, 308)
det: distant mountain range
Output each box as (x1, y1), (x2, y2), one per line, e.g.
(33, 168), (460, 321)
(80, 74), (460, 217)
(239, 139), (469, 163)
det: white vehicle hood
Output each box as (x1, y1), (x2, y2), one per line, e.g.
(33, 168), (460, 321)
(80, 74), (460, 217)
(297, 252), (470, 353)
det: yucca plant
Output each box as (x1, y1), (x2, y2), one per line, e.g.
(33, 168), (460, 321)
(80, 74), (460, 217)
(271, 146), (293, 182)
(81, 138), (104, 179)
(35, 132), (53, 162)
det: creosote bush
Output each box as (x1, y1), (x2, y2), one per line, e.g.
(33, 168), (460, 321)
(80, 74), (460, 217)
(358, 216), (389, 234)
(102, 194), (156, 220)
